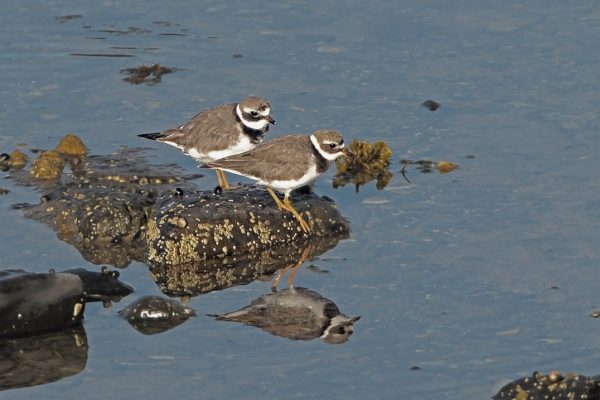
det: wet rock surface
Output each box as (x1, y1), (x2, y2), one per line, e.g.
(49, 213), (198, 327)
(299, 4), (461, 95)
(493, 371), (600, 400)
(0, 270), (85, 338)
(119, 295), (196, 335)
(0, 267), (132, 338)
(19, 147), (200, 267)
(146, 185), (349, 266)
(64, 267), (134, 302)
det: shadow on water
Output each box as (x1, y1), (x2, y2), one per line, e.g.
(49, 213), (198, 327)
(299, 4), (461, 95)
(0, 326), (88, 392)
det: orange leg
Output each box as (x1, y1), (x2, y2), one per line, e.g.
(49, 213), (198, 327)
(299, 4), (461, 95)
(283, 194), (310, 233)
(215, 169), (231, 190)
(271, 245), (312, 292)
(266, 187), (285, 211)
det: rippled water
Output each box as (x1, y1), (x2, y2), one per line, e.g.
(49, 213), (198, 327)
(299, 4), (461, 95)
(2, 1), (600, 399)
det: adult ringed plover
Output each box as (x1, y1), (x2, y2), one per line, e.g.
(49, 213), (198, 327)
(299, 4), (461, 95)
(138, 96), (275, 189)
(205, 129), (346, 233)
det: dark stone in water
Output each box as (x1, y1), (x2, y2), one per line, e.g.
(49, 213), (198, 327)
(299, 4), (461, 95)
(0, 270), (85, 338)
(0, 325), (88, 391)
(63, 267), (134, 302)
(422, 99), (441, 111)
(119, 295), (196, 335)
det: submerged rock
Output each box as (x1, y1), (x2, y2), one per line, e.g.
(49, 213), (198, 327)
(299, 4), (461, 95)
(119, 295), (196, 335)
(0, 325), (88, 391)
(212, 287), (360, 344)
(0, 270), (85, 338)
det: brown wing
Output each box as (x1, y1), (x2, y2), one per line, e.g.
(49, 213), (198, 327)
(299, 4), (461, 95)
(208, 135), (313, 181)
(161, 103), (241, 152)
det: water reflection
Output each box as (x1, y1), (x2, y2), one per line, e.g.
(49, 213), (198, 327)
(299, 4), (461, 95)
(212, 287), (360, 344)
(149, 236), (346, 297)
(0, 326), (88, 391)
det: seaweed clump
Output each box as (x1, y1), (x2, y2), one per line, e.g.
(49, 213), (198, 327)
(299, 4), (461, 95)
(120, 64), (178, 85)
(333, 140), (393, 192)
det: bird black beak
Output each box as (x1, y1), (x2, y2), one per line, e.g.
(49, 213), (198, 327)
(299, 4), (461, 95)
(266, 115), (276, 125)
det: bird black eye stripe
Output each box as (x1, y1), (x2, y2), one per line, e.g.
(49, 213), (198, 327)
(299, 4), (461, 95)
(250, 111), (258, 116)
(328, 143), (336, 149)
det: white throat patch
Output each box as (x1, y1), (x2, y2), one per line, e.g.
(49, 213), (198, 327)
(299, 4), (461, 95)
(236, 104), (269, 131)
(310, 134), (344, 161)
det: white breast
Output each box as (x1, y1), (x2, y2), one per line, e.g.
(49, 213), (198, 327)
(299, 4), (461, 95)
(206, 134), (255, 160)
(257, 163), (320, 194)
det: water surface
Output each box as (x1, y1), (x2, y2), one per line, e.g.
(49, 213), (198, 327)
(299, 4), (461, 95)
(1, 1), (600, 399)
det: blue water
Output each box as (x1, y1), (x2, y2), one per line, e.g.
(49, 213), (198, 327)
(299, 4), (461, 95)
(1, 1), (600, 399)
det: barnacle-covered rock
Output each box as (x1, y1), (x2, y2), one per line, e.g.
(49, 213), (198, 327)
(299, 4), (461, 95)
(334, 139), (392, 191)
(29, 150), (65, 180)
(493, 371), (600, 400)
(21, 147), (198, 267)
(145, 185), (349, 267)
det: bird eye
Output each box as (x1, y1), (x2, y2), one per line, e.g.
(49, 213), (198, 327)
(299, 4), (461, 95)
(250, 111), (258, 117)
(337, 327), (346, 334)
(329, 143), (336, 149)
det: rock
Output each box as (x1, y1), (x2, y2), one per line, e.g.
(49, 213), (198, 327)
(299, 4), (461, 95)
(25, 184), (157, 267)
(0, 270), (85, 338)
(0, 150), (28, 171)
(21, 147), (199, 267)
(54, 134), (87, 156)
(493, 371), (600, 400)
(8, 150), (28, 169)
(146, 185), (349, 266)
(119, 295), (196, 335)
(29, 150), (65, 180)
(0, 325), (88, 390)
(63, 267), (134, 302)
(212, 287), (360, 344)
(15, 140), (349, 274)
